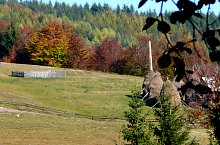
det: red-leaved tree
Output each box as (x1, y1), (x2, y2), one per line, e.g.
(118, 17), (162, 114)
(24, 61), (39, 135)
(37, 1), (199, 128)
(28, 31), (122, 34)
(124, 34), (163, 76)
(9, 25), (34, 63)
(95, 37), (125, 72)
(67, 28), (96, 70)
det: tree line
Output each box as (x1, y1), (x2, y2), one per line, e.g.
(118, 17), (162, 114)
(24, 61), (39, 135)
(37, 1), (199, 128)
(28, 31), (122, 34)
(0, 0), (219, 76)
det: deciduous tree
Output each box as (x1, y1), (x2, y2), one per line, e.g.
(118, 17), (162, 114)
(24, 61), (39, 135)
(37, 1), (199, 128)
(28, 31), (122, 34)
(96, 37), (125, 72)
(27, 21), (69, 67)
(0, 23), (18, 61)
(67, 27), (95, 70)
(9, 25), (34, 63)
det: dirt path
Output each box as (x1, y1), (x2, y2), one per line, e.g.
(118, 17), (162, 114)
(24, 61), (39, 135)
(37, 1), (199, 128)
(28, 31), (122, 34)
(0, 106), (41, 115)
(0, 106), (25, 113)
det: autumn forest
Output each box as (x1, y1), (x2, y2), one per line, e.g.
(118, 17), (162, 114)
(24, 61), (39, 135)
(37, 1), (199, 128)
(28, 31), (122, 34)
(0, 0), (220, 76)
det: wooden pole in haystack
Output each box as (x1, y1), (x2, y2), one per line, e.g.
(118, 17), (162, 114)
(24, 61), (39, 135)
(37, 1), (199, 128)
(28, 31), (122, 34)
(149, 40), (153, 72)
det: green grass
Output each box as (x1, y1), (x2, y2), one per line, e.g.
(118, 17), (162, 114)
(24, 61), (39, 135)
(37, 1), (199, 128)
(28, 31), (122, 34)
(0, 113), (125, 145)
(0, 62), (209, 145)
(0, 62), (143, 117)
(0, 113), (209, 145)
(0, 62), (144, 144)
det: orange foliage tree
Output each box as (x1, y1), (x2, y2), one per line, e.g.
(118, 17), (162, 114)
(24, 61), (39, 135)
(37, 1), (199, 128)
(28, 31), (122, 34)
(27, 21), (69, 67)
(66, 27), (95, 70)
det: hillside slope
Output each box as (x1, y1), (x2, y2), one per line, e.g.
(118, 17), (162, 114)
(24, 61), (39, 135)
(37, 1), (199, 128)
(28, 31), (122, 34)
(0, 62), (143, 117)
(0, 62), (210, 145)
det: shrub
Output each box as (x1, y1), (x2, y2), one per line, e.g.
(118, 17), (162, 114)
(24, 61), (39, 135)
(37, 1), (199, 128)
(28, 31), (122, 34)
(209, 104), (220, 145)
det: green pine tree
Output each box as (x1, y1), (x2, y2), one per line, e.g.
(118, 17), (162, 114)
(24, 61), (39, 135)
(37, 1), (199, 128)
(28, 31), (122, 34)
(153, 87), (196, 145)
(121, 90), (154, 145)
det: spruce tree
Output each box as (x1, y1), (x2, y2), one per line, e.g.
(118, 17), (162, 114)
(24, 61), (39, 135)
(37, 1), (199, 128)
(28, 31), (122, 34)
(121, 90), (154, 145)
(153, 88), (192, 145)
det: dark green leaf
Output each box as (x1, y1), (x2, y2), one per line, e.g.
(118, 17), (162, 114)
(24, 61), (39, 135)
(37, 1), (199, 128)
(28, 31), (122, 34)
(197, 0), (204, 9)
(186, 70), (193, 74)
(175, 42), (191, 53)
(138, 0), (148, 8)
(181, 47), (192, 54)
(157, 54), (172, 68)
(157, 21), (170, 34)
(204, 0), (215, 5)
(209, 47), (217, 51)
(197, 0), (216, 9)
(175, 73), (184, 82)
(174, 67), (185, 81)
(173, 56), (186, 81)
(217, 51), (220, 62)
(145, 17), (157, 23)
(184, 48), (192, 54)
(170, 11), (188, 24)
(193, 13), (204, 18)
(177, 0), (196, 11)
(143, 17), (157, 31)
(177, 0), (184, 10)
(186, 1), (197, 12)
(176, 41), (185, 48)
(190, 39), (197, 42)
(209, 51), (218, 62)
(172, 56), (185, 67)
(170, 11), (179, 24)
(206, 36), (220, 48)
(203, 30), (215, 40)
(156, 0), (168, 2)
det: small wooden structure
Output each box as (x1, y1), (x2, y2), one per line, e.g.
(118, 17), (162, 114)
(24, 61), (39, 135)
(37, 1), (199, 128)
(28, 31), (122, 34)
(11, 70), (66, 78)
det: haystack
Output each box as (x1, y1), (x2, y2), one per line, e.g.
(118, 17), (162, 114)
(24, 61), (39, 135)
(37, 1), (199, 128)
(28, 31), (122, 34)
(163, 80), (182, 106)
(148, 71), (163, 99)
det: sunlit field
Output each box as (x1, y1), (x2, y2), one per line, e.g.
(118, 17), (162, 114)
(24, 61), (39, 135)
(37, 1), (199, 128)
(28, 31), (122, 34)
(0, 62), (209, 144)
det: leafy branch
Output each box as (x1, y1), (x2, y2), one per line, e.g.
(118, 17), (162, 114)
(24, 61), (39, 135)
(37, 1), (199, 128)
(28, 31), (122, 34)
(139, 0), (220, 80)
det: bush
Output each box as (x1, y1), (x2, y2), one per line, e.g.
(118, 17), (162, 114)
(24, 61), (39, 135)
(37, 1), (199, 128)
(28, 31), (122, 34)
(209, 104), (220, 145)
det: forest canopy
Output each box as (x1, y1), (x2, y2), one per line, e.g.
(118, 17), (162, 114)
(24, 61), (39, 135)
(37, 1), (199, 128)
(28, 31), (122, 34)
(0, 0), (219, 77)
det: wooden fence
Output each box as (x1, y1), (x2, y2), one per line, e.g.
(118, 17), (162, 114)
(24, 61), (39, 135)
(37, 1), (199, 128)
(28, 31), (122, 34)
(11, 70), (66, 78)
(0, 100), (209, 128)
(0, 100), (158, 122)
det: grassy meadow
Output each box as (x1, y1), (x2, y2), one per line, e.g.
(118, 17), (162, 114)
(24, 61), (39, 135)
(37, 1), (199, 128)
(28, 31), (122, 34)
(0, 62), (209, 145)
(0, 62), (143, 117)
(0, 113), (125, 145)
(0, 62), (143, 144)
